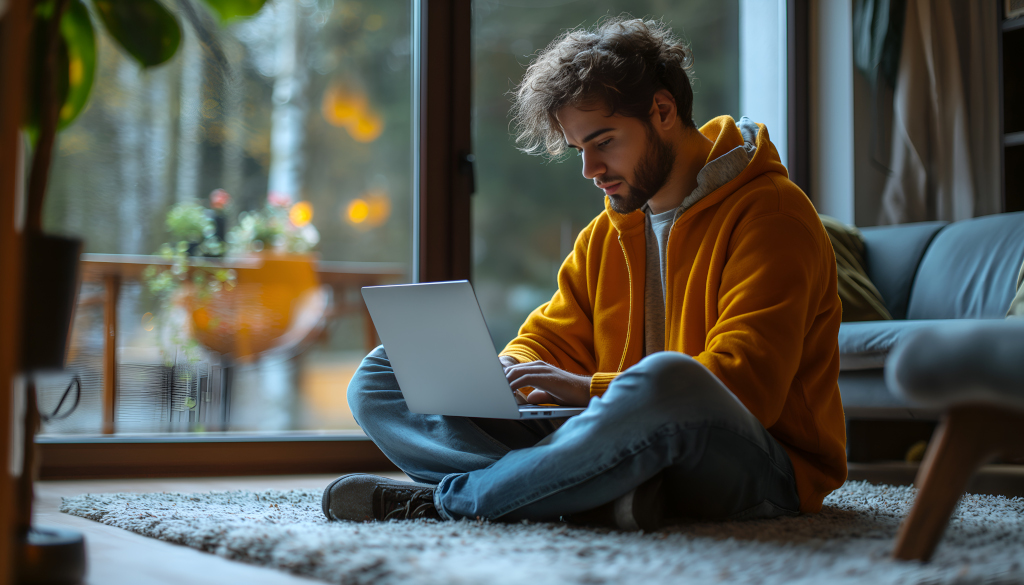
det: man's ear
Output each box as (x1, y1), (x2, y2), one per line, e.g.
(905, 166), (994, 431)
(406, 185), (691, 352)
(651, 89), (677, 131)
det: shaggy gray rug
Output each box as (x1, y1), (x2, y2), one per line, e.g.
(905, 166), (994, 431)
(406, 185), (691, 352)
(62, 481), (1023, 584)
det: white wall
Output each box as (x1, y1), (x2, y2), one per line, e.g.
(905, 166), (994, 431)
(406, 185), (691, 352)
(739, 0), (788, 168)
(809, 0), (855, 223)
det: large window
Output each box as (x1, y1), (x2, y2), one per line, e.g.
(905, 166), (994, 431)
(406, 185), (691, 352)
(38, 0), (413, 435)
(471, 0), (740, 348)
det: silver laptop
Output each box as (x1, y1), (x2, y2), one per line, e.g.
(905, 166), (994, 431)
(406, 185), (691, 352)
(361, 281), (586, 419)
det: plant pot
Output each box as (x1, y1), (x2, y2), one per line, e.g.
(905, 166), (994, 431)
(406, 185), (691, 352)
(189, 253), (319, 360)
(21, 233), (83, 371)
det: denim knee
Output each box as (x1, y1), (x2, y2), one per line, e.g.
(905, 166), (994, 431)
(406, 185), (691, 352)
(346, 345), (390, 427)
(603, 352), (742, 421)
(616, 352), (712, 396)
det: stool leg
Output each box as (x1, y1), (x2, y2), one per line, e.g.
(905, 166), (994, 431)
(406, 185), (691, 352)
(892, 405), (1013, 561)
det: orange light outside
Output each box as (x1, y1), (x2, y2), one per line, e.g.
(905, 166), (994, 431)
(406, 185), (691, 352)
(345, 190), (391, 229)
(365, 190), (391, 226)
(321, 84), (385, 143)
(348, 112), (384, 143)
(289, 201), (314, 227)
(347, 199), (370, 224)
(322, 86), (367, 127)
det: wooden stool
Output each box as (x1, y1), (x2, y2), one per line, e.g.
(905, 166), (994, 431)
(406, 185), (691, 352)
(885, 320), (1024, 561)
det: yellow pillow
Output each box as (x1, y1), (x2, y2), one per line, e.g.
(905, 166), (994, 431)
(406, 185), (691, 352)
(819, 215), (893, 322)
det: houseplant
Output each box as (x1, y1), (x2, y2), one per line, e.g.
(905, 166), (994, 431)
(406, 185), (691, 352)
(17, 0), (266, 581)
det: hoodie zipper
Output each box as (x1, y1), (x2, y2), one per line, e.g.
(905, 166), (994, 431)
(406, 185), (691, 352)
(616, 235), (632, 373)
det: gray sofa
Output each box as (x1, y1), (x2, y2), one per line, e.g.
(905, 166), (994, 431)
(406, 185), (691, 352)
(838, 211), (1024, 458)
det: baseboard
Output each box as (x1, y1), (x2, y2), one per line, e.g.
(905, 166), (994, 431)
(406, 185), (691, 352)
(847, 462), (1024, 498)
(37, 434), (399, 480)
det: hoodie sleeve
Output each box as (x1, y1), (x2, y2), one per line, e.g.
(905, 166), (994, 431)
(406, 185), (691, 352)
(499, 226), (599, 378)
(695, 211), (836, 430)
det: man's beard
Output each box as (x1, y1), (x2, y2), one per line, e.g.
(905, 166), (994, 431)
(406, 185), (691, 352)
(606, 128), (676, 215)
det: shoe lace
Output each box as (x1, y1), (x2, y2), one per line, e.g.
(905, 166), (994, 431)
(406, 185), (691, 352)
(379, 488), (439, 521)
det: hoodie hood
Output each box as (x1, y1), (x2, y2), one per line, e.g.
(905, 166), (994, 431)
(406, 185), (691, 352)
(603, 115), (789, 234)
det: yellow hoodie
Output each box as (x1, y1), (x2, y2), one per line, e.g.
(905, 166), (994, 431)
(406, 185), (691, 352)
(500, 116), (847, 513)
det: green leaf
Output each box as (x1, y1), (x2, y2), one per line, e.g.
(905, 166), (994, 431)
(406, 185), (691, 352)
(200, 0), (266, 23)
(58, 0), (96, 129)
(93, 0), (181, 67)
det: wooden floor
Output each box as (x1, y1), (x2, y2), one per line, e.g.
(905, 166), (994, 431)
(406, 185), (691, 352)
(34, 473), (407, 585)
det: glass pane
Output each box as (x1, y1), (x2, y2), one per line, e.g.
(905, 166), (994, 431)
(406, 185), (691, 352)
(472, 1), (739, 348)
(39, 0), (413, 435)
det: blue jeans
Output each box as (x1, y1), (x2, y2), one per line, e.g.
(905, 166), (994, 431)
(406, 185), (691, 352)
(348, 347), (801, 522)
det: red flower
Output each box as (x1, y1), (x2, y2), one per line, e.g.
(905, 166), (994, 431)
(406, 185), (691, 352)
(268, 191), (292, 208)
(209, 189), (231, 210)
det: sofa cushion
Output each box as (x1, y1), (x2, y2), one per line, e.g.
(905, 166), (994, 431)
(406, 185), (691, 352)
(860, 221), (947, 320)
(838, 319), (978, 370)
(906, 211), (1024, 320)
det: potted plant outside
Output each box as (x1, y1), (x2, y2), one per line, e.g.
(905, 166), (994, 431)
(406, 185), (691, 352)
(144, 190), (322, 362)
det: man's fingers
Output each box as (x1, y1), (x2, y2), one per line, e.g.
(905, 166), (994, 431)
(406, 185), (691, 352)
(506, 371), (550, 391)
(503, 361), (588, 407)
(504, 362), (553, 383)
(506, 368), (564, 390)
(504, 361), (553, 374)
(526, 389), (555, 404)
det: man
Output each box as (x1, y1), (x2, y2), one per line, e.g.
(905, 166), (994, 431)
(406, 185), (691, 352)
(323, 18), (846, 530)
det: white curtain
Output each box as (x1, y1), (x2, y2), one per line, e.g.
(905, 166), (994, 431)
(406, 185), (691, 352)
(878, 0), (1001, 224)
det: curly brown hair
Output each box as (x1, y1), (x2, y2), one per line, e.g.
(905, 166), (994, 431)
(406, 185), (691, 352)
(511, 17), (696, 158)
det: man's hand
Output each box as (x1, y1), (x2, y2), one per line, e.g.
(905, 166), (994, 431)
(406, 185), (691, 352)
(502, 360), (591, 407)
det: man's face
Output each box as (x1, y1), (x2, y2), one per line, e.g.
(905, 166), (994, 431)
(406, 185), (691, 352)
(557, 104), (676, 214)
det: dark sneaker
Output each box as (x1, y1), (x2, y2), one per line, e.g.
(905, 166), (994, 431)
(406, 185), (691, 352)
(564, 472), (667, 531)
(612, 472), (667, 531)
(322, 474), (442, 522)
